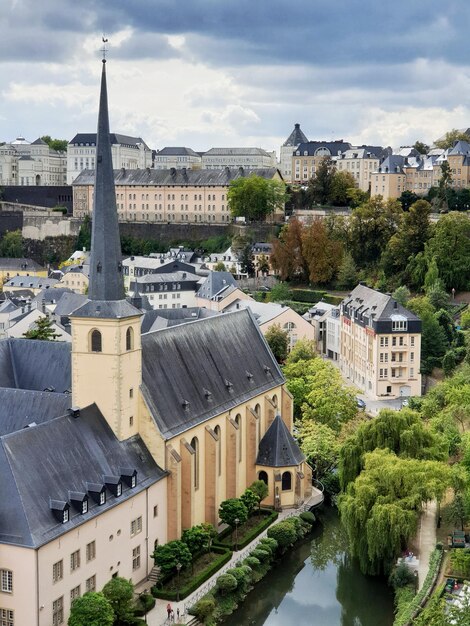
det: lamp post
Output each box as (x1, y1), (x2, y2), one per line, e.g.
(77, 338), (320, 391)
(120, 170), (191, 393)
(139, 591), (148, 625)
(176, 562), (182, 602)
(234, 518), (240, 551)
(413, 570), (419, 594)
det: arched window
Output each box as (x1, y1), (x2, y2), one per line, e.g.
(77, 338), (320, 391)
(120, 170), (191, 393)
(190, 436), (199, 489)
(90, 329), (102, 353)
(258, 471), (268, 486)
(126, 327), (134, 351)
(234, 414), (242, 462)
(282, 471), (292, 491)
(254, 403), (261, 446)
(214, 425), (221, 476)
(272, 394), (278, 408)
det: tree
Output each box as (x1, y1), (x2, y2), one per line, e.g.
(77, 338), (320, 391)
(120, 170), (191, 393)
(338, 407), (447, 489)
(301, 217), (343, 284)
(239, 244), (254, 276)
(392, 286), (410, 306)
(427, 282), (449, 311)
(438, 160), (452, 209)
(338, 449), (453, 575)
(76, 214), (91, 251)
(214, 261), (226, 271)
(336, 251), (358, 290)
(408, 297), (449, 373)
(102, 577), (135, 626)
(23, 316), (60, 341)
(41, 135), (68, 152)
(426, 212), (470, 290)
(413, 141), (429, 155)
(218, 498), (248, 530)
(228, 175), (288, 221)
(68, 592), (114, 626)
(182, 524), (216, 556)
(256, 253), (270, 276)
(346, 187), (369, 209)
(265, 324), (289, 363)
(152, 540), (192, 577)
(329, 171), (357, 206)
(298, 420), (339, 478)
(248, 480), (269, 514)
(424, 256), (440, 292)
(446, 491), (470, 531)
(269, 282), (291, 302)
(0, 229), (23, 257)
(434, 129), (470, 150)
(285, 339), (316, 364)
(266, 520), (297, 552)
(398, 190), (419, 211)
(240, 488), (258, 516)
(271, 219), (309, 281)
(307, 156), (335, 205)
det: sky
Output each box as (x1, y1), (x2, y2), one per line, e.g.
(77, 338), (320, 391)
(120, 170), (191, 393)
(2, 0), (470, 155)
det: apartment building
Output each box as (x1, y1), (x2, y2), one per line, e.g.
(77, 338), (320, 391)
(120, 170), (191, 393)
(280, 123), (309, 182)
(291, 141), (352, 183)
(0, 137), (67, 186)
(67, 133), (152, 184)
(335, 147), (386, 192)
(153, 147), (202, 170)
(72, 166), (284, 224)
(339, 284), (422, 399)
(370, 155), (407, 199)
(202, 148), (277, 170)
(129, 271), (201, 310)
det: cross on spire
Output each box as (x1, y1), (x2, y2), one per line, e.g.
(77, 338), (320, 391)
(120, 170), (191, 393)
(101, 36), (108, 63)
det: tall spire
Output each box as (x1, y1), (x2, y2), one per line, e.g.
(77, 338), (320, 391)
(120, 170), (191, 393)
(88, 58), (125, 301)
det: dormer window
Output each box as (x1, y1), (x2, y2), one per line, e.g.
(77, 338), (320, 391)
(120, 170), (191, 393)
(82, 500), (88, 514)
(104, 475), (123, 497)
(50, 500), (70, 524)
(120, 468), (138, 488)
(99, 491), (106, 505)
(69, 491), (88, 514)
(87, 483), (106, 505)
(63, 509), (69, 523)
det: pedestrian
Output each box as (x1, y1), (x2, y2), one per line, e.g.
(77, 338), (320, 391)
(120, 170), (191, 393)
(177, 607), (180, 621)
(167, 603), (172, 620)
(170, 609), (175, 622)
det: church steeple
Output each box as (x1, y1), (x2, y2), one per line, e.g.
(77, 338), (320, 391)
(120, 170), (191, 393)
(88, 58), (125, 301)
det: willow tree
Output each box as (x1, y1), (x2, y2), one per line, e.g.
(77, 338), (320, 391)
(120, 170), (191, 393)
(339, 408), (448, 489)
(338, 449), (452, 575)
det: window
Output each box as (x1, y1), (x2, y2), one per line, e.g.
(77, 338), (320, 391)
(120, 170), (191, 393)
(129, 415), (134, 427)
(126, 327), (134, 351)
(190, 436), (200, 489)
(62, 508), (69, 524)
(410, 352), (414, 362)
(392, 319), (407, 332)
(258, 471), (268, 485)
(153, 505), (158, 518)
(214, 425), (221, 476)
(52, 597), (64, 626)
(70, 586), (80, 603)
(86, 541), (96, 562)
(410, 336), (415, 347)
(70, 550), (80, 572)
(281, 471), (292, 491)
(82, 499), (88, 514)
(0, 571), (12, 594)
(410, 368), (414, 378)
(234, 415), (242, 463)
(99, 491), (106, 505)
(129, 388), (134, 398)
(132, 545), (141, 571)
(52, 560), (63, 583)
(85, 575), (96, 593)
(379, 337), (389, 348)
(0, 608), (14, 626)
(131, 516), (143, 537)
(90, 329), (102, 352)
(379, 368), (388, 379)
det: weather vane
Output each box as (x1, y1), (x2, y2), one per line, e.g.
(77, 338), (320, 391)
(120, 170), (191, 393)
(101, 35), (109, 62)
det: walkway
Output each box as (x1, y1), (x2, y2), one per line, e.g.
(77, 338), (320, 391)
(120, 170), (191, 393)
(415, 500), (438, 591)
(141, 508), (304, 625)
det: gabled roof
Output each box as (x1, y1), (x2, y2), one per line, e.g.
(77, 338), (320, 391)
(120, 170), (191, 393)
(295, 140), (352, 157)
(203, 147), (272, 157)
(0, 404), (165, 547)
(282, 123), (309, 147)
(448, 140), (470, 156)
(256, 415), (305, 467)
(31, 138), (48, 146)
(341, 284), (419, 322)
(196, 271), (237, 300)
(53, 292), (88, 317)
(0, 388), (71, 436)
(157, 147), (200, 157)
(0, 338), (71, 392)
(32, 288), (75, 306)
(69, 133), (148, 149)
(0, 258), (44, 272)
(141, 310), (283, 438)
(140, 307), (218, 334)
(4, 277), (58, 289)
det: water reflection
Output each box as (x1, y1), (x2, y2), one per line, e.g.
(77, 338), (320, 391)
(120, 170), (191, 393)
(222, 508), (394, 626)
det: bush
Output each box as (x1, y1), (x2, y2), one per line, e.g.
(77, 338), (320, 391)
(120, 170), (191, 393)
(258, 537), (278, 554)
(133, 593), (156, 617)
(243, 556), (260, 569)
(300, 511), (316, 526)
(284, 515), (308, 539)
(191, 596), (216, 623)
(389, 562), (416, 589)
(290, 289), (326, 303)
(226, 567), (250, 592)
(250, 547), (271, 563)
(267, 520), (297, 551)
(215, 509), (278, 550)
(216, 573), (238, 595)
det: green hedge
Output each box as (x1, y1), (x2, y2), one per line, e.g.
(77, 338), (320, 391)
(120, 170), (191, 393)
(392, 548), (443, 626)
(151, 546), (231, 601)
(214, 510), (278, 551)
(290, 289), (326, 303)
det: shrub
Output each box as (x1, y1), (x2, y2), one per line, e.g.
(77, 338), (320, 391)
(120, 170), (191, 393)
(191, 596), (216, 623)
(153, 539), (192, 576)
(267, 520), (297, 551)
(226, 566), (250, 592)
(250, 547), (271, 563)
(300, 511), (316, 525)
(389, 562), (416, 589)
(243, 556), (260, 569)
(258, 537), (278, 554)
(435, 541), (444, 551)
(284, 516), (307, 540)
(216, 573), (238, 595)
(133, 593), (156, 616)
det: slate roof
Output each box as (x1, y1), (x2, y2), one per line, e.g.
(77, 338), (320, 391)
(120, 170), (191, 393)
(375, 154), (406, 174)
(140, 307), (217, 334)
(31, 138), (48, 146)
(448, 140), (470, 156)
(0, 404), (165, 547)
(341, 284), (420, 322)
(71, 299), (141, 319)
(69, 133), (148, 149)
(0, 257), (44, 272)
(295, 141), (352, 157)
(141, 310), (284, 438)
(73, 167), (280, 187)
(131, 271), (199, 285)
(4, 277), (59, 289)
(196, 271), (237, 300)
(256, 415), (305, 467)
(0, 388), (71, 436)
(32, 288), (75, 306)
(203, 147), (272, 156)
(0, 338), (71, 392)
(53, 292), (88, 317)
(157, 147), (200, 157)
(223, 300), (287, 325)
(282, 123), (309, 147)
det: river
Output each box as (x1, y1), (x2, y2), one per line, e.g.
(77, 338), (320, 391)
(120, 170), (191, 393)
(222, 507), (395, 626)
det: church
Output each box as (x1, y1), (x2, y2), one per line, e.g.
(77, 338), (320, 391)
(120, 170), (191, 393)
(0, 58), (312, 626)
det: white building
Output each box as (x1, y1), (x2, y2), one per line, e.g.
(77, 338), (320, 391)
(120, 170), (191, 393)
(0, 137), (67, 186)
(202, 147), (277, 170)
(280, 123), (309, 183)
(153, 147), (202, 170)
(67, 133), (152, 184)
(130, 271), (202, 310)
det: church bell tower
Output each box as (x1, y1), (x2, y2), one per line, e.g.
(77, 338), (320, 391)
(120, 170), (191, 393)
(70, 55), (142, 441)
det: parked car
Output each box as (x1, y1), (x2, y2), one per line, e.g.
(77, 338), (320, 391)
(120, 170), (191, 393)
(356, 398), (366, 411)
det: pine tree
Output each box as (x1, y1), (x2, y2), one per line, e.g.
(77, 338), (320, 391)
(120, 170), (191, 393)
(336, 252), (358, 290)
(23, 316), (60, 341)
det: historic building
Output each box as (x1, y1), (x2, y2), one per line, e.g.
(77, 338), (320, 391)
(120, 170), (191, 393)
(201, 147), (277, 170)
(0, 137), (67, 186)
(339, 284), (422, 400)
(280, 123), (309, 182)
(0, 59), (313, 626)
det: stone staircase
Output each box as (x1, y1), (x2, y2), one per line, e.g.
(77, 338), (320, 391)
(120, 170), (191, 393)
(148, 565), (160, 585)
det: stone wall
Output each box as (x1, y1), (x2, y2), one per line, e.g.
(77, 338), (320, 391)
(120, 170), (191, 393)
(1, 185), (73, 211)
